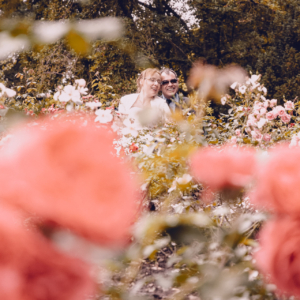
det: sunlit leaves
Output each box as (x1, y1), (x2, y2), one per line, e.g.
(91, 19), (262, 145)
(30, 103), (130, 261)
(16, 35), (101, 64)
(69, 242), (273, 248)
(65, 30), (90, 55)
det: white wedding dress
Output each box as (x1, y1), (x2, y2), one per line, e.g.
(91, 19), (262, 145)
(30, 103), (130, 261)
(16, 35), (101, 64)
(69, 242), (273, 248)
(118, 93), (171, 122)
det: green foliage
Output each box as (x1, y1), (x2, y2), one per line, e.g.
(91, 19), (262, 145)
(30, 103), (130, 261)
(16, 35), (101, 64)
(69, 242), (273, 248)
(1, 1), (300, 299)
(2, 0), (300, 101)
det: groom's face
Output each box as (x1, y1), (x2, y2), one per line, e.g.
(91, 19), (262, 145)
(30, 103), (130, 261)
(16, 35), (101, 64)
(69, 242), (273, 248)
(161, 72), (179, 99)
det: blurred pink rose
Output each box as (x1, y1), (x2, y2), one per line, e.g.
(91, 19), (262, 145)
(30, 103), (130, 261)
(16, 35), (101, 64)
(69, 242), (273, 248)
(251, 130), (262, 141)
(281, 113), (291, 124)
(252, 109), (260, 118)
(250, 145), (300, 214)
(190, 146), (256, 203)
(275, 105), (285, 116)
(254, 101), (262, 110)
(235, 129), (241, 137)
(0, 118), (140, 246)
(0, 203), (95, 300)
(263, 134), (271, 142)
(247, 119), (256, 127)
(256, 217), (300, 298)
(270, 99), (277, 107)
(75, 79), (86, 88)
(230, 136), (237, 143)
(262, 100), (269, 108)
(284, 101), (294, 110)
(266, 111), (276, 120)
(260, 107), (267, 115)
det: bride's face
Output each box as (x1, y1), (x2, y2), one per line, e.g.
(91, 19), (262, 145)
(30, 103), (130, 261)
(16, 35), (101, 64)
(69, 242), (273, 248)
(140, 72), (161, 98)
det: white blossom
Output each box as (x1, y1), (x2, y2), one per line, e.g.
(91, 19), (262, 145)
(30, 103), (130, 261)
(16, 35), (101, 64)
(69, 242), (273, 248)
(221, 96), (227, 105)
(239, 85), (247, 94)
(85, 102), (102, 109)
(257, 118), (267, 129)
(75, 79), (86, 87)
(230, 82), (238, 89)
(78, 87), (88, 95)
(57, 85), (82, 104)
(0, 83), (16, 98)
(176, 174), (192, 185)
(142, 144), (155, 156)
(248, 74), (260, 85)
(111, 122), (120, 132)
(171, 203), (185, 214)
(121, 117), (143, 137)
(94, 109), (113, 123)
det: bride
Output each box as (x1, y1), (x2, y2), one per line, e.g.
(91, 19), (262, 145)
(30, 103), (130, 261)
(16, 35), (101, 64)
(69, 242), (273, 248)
(118, 68), (171, 123)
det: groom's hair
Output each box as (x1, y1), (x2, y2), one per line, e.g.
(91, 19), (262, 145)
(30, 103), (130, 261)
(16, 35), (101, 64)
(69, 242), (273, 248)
(160, 68), (177, 78)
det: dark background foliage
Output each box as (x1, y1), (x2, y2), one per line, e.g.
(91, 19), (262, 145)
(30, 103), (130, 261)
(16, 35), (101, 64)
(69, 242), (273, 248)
(1, 0), (300, 101)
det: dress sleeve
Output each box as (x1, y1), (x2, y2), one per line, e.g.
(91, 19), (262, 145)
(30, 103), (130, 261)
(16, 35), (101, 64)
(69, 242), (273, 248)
(118, 97), (126, 114)
(162, 101), (171, 115)
(159, 99), (171, 121)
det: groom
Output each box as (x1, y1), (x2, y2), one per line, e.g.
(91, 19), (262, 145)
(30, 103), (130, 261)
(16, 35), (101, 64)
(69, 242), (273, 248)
(160, 68), (188, 112)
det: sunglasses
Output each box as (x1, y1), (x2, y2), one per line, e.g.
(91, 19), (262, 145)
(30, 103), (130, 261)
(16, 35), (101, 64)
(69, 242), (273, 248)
(161, 79), (178, 86)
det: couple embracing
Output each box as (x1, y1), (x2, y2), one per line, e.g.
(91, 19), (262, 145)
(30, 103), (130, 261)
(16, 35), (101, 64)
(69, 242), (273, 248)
(118, 68), (187, 122)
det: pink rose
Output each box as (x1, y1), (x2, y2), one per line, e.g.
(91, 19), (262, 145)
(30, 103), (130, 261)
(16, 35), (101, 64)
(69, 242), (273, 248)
(251, 130), (262, 141)
(250, 145), (300, 214)
(0, 119), (140, 246)
(266, 111), (276, 120)
(230, 136), (237, 143)
(256, 218), (300, 298)
(247, 119), (256, 127)
(270, 99), (277, 107)
(281, 113), (291, 123)
(260, 95), (266, 101)
(275, 105), (285, 116)
(256, 133), (263, 141)
(190, 146), (256, 203)
(0, 203), (95, 300)
(263, 134), (271, 142)
(254, 101), (262, 110)
(247, 114), (257, 126)
(235, 129), (241, 137)
(260, 107), (267, 115)
(290, 138), (298, 148)
(284, 101), (294, 110)
(263, 100), (269, 108)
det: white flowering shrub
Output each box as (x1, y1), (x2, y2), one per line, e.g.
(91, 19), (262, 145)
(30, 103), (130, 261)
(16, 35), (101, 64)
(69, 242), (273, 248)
(216, 74), (299, 148)
(0, 72), (299, 300)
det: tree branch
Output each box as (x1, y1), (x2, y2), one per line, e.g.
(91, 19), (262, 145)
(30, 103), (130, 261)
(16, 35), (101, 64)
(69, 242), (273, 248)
(161, 0), (189, 31)
(138, 0), (189, 31)
(137, 1), (157, 13)
(117, 0), (135, 20)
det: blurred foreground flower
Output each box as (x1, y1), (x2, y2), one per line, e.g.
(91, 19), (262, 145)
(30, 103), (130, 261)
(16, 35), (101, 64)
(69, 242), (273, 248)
(187, 61), (246, 101)
(250, 145), (300, 214)
(256, 217), (300, 298)
(0, 118), (140, 246)
(0, 203), (94, 300)
(190, 146), (256, 203)
(0, 82), (16, 98)
(95, 109), (113, 123)
(54, 85), (82, 104)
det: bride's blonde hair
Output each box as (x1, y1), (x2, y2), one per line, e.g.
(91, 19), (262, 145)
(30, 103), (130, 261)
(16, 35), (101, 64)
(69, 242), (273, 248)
(136, 68), (160, 93)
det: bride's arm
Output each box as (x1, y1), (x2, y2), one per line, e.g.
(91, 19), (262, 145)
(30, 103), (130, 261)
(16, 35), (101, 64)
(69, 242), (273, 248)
(118, 97), (126, 114)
